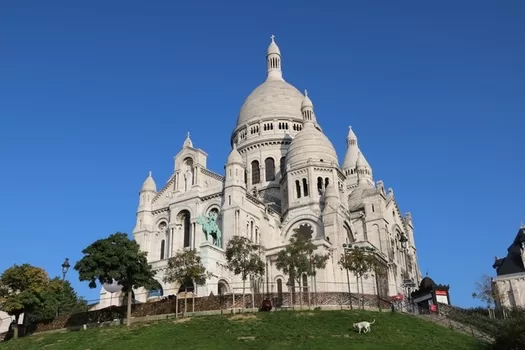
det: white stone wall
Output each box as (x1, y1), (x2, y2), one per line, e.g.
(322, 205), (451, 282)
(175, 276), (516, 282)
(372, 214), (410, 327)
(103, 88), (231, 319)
(493, 272), (525, 308)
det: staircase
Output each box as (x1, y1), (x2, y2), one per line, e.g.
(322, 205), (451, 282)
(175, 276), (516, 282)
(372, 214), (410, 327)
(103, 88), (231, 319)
(417, 313), (493, 343)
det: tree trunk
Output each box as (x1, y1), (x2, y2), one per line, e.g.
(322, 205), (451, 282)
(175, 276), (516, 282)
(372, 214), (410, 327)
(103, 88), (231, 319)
(250, 276), (255, 311)
(184, 286), (188, 316)
(12, 314), (19, 339)
(192, 279), (196, 314)
(176, 294), (179, 319)
(346, 269), (352, 310)
(126, 290), (132, 327)
(298, 279), (303, 309)
(242, 278), (246, 313)
(360, 276), (365, 309)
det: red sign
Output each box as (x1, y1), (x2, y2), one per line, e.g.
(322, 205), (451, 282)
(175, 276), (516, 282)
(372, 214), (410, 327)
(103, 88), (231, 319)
(391, 293), (404, 301)
(430, 304), (437, 312)
(435, 290), (447, 296)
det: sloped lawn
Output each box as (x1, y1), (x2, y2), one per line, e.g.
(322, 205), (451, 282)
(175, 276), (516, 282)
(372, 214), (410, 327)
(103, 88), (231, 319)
(0, 310), (488, 350)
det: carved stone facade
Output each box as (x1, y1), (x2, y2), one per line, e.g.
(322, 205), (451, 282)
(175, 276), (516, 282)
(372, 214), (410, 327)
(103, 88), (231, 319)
(94, 36), (422, 309)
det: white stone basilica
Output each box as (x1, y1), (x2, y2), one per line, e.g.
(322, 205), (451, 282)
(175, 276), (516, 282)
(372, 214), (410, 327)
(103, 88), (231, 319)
(95, 36), (422, 308)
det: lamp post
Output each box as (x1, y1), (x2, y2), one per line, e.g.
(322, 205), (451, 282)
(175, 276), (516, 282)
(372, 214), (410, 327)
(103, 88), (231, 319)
(61, 258), (70, 281)
(56, 258), (71, 318)
(399, 236), (414, 312)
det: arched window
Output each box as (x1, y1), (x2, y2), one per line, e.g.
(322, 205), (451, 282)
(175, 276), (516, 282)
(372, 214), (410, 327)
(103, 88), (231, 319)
(251, 160), (260, 184)
(325, 177), (329, 187)
(218, 280), (229, 296)
(147, 285), (164, 298)
(345, 225), (354, 244)
(295, 180), (301, 198)
(277, 278), (283, 298)
(265, 157), (275, 181)
(280, 157), (286, 176)
(302, 178), (309, 196)
(302, 274), (308, 292)
(317, 177), (323, 194)
(255, 228), (259, 243)
(160, 240), (165, 260)
(250, 221), (254, 241)
(181, 212), (191, 248)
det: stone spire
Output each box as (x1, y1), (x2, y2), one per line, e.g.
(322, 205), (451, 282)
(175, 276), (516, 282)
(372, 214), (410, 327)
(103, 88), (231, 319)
(301, 89), (317, 123)
(183, 131), (193, 148)
(141, 171), (157, 193)
(342, 126), (359, 174)
(356, 151), (373, 187)
(266, 35), (283, 81)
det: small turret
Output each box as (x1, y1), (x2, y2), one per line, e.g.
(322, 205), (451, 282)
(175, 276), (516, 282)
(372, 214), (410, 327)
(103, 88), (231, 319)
(141, 171), (157, 193)
(301, 90), (317, 123)
(356, 152), (374, 188)
(342, 126), (359, 176)
(266, 35), (283, 81)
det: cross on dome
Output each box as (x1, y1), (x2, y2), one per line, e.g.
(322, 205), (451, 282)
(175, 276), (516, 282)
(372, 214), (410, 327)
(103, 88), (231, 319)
(270, 34), (275, 42)
(183, 131), (193, 148)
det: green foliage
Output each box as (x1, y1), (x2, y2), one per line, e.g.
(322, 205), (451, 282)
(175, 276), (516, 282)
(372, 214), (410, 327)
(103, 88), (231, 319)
(74, 232), (156, 292)
(491, 315), (525, 350)
(275, 230), (329, 287)
(26, 278), (87, 323)
(338, 247), (380, 279)
(224, 236), (265, 281)
(163, 249), (208, 288)
(0, 264), (49, 320)
(0, 310), (485, 350)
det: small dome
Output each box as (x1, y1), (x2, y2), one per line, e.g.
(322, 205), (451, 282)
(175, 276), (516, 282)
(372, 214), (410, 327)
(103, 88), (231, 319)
(141, 171), (157, 192)
(268, 37), (281, 55)
(236, 79), (304, 128)
(420, 277), (437, 289)
(301, 90), (313, 109)
(286, 122), (339, 168)
(227, 143), (244, 165)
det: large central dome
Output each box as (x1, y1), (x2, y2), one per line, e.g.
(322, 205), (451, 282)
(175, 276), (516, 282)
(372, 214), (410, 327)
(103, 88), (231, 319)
(236, 79), (304, 127)
(234, 36), (304, 130)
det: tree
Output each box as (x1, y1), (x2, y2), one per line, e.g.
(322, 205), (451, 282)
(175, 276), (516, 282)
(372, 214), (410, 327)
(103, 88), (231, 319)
(26, 278), (87, 323)
(163, 249), (208, 316)
(275, 228), (329, 307)
(338, 247), (378, 309)
(74, 232), (156, 327)
(224, 236), (265, 311)
(0, 264), (49, 338)
(472, 274), (505, 309)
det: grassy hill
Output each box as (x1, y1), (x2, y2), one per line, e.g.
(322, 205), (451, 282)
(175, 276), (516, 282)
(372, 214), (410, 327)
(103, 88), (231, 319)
(0, 310), (488, 350)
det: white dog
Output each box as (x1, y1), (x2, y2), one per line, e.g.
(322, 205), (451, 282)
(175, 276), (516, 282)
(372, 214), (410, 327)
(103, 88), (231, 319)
(353, 319), (375, 333)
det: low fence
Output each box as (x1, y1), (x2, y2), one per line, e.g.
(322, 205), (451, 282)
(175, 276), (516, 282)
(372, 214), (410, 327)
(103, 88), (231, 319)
(31, 291), (392, 333)
(437, 303), (504, 337)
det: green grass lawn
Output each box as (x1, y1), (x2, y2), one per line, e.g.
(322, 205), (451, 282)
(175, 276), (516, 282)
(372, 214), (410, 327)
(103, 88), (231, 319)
(0, 310), (488, 350)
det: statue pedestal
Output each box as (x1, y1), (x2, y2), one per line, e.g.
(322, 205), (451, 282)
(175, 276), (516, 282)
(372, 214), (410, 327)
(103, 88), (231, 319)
(198, 242), (226, 297)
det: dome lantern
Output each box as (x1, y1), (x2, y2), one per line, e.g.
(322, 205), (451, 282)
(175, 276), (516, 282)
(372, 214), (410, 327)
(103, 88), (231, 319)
(267, 35), (283, 81)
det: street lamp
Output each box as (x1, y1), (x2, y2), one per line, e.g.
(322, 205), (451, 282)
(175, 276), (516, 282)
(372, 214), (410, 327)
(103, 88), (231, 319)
(61, 258), (70, 281)
(399, 236), (415, 312)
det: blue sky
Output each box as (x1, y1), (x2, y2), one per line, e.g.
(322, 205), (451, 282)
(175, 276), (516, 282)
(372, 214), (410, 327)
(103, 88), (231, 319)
(0, 0), (523, 308)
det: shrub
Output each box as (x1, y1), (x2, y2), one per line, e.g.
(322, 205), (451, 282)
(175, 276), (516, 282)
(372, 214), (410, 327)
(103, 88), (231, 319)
(492, 316), (525, 350)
